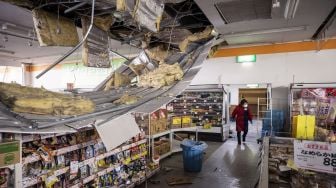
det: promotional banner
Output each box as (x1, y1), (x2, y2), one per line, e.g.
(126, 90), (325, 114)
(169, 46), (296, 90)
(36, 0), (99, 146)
(294, 140), (336, 174)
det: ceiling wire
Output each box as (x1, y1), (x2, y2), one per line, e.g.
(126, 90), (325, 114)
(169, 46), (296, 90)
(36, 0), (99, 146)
(166, 1), (191, 52)
(2, 66), (8, 82)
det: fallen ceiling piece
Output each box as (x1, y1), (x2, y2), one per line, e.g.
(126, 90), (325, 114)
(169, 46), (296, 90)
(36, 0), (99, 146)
(103, 72), (132, 91)
(133, 0), (165, 32)
(113, 94), (139, 105)
(166, 176), (193, 186)
(32, 9), (79, 47)
(95, 113), (141, 151)
(0, 82), (95, 116)
(2, 0), (34, 9)
(145, 45), (170, 64)
(82, 17), (111, 68)
(116, 0), (126, 11)
(179, 26), (213, 52)
(94, 15), (115, 32)
(138, 63), (183, 88)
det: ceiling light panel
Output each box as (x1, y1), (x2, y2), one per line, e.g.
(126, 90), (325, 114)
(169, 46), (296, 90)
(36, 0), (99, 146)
(215, 0), (272, 24)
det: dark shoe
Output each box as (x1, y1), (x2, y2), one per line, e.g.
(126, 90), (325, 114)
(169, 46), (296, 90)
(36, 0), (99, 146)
(238, 142), (241, 145)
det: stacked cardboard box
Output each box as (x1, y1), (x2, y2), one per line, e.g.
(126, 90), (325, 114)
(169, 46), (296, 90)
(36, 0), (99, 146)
(150, 109), (168, 134)
(153, 140), (170, 156)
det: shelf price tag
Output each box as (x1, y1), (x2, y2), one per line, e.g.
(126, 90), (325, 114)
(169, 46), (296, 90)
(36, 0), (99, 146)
(183, 100), (187, 103)
(205, 112), (208, 115)
(294, 140), (336, 174)
(209, 106), (212, 109)
(214, 100), (217, 102)
(204, 100), (207, 102)
(196, 106), (199, 108)
(193, 100), (196, 102)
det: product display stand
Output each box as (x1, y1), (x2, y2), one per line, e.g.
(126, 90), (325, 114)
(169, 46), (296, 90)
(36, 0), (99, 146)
(167, 84), (229, 142)
(0, 121), (159, 188)
(134, 108), (198, 163)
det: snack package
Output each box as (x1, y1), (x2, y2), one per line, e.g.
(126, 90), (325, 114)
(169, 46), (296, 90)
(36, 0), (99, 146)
(327, 97), (336, 125)
(316, 98), (331, 126)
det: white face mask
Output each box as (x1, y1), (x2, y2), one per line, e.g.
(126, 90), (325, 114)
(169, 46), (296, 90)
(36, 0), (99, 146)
(243, 104), (248, 108)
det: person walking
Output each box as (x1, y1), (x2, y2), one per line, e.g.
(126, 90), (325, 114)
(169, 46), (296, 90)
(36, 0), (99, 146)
(232, 99), (253, 145)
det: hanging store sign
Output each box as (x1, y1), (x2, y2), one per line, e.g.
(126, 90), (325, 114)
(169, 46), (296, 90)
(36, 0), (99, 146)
(294, 140), (336, 174)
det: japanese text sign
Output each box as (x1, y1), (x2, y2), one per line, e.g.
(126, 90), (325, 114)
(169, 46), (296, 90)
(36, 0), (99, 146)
(294, 140), (336, 174)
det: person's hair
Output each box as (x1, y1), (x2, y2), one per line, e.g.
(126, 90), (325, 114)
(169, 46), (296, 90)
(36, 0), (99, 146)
(240, 99), (248, 105)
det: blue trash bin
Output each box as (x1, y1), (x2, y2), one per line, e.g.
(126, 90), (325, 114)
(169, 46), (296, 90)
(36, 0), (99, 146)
(180, 139), (208, 172)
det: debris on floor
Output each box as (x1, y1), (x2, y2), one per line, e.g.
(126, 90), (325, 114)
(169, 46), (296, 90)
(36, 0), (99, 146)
(149, 179), (161, 184)
(166, 176), (193, 186)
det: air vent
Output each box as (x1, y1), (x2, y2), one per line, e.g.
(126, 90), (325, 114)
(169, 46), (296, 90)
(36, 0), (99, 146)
(215, 0), (272, 24)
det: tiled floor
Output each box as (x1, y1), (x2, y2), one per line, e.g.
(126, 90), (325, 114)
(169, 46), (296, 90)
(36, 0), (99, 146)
(138, 122), (261, 188)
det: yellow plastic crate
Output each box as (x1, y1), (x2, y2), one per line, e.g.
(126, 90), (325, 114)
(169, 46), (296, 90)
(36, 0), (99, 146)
(292, 115), (315, 140)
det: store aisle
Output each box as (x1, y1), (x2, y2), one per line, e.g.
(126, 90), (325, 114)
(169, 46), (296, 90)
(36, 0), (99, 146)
(140, 123), (261, 188)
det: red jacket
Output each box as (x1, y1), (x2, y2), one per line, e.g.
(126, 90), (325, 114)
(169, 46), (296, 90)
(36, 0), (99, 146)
(232, 105), (253, 132)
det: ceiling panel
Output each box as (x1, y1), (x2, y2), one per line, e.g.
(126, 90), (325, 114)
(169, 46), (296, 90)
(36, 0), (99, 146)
(195, 0), (336, 45)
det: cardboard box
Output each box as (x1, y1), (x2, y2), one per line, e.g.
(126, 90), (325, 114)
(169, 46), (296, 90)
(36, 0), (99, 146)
(182, 116), (191, 128)
(292, 115), (315, 140)
(0, 140), (20, 167)
(171, 117), (182, 129)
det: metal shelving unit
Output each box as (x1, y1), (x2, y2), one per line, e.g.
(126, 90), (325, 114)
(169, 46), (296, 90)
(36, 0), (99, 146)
(167, 84), (230, 141)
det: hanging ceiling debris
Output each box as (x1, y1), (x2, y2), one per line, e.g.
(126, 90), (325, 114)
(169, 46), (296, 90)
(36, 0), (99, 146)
(0, 0), (215, 134)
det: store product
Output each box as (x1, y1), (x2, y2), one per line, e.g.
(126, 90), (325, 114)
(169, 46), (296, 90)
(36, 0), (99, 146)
(267, 139), (336, 187)
(168, 91), (224, 130)
(0, 82), (95, 116)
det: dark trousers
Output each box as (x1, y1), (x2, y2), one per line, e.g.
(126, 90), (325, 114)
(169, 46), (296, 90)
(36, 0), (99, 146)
(237, 129), (248, 144)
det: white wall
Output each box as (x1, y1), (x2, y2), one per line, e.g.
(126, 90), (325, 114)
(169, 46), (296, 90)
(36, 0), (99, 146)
(191, 49), (336, 87)
(0, 66), (22, 84)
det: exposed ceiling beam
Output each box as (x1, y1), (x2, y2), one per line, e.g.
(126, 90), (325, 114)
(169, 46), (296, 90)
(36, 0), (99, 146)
(212, 39), (336, 57)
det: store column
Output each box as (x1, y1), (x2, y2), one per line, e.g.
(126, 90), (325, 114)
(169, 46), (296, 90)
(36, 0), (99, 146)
(21, 63), (33, 86)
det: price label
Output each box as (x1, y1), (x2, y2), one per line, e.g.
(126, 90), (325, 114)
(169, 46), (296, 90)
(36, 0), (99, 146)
(209, 106), (212, 109)
(204, 100), (207, 102)
(183, 100), (187, 102)
(196, 106), (199, 108)
(205, 112), (208, 115)
(193, 100), (197, 102)
(214, 100), (217, 102)
(294, 140), (336, 174)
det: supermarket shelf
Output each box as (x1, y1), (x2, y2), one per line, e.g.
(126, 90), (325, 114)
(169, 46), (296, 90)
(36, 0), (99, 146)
(160, 152), (172, 160)
(22, 132), (68, 143)
(127, 168), (160, 188)
(172, 127), (197, 132)
(23, 139), (101, 165)
(150, 130), (171, 139)
(149, 127), (198, 139)
(197, 126), (221, 133)
(23, 167), (70, 188)
(172, 148), (182, 153)
(23, 140), (147, 187)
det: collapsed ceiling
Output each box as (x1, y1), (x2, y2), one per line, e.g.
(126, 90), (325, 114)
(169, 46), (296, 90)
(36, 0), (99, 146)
(0, 0), (213, 67)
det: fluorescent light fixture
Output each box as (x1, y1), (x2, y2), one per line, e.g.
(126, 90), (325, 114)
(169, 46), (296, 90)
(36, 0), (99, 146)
(284, 0), (300, 19)
(224, 26), (306, 38)
(236, 55), (256, 63)
(246, 84), (259, 88)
